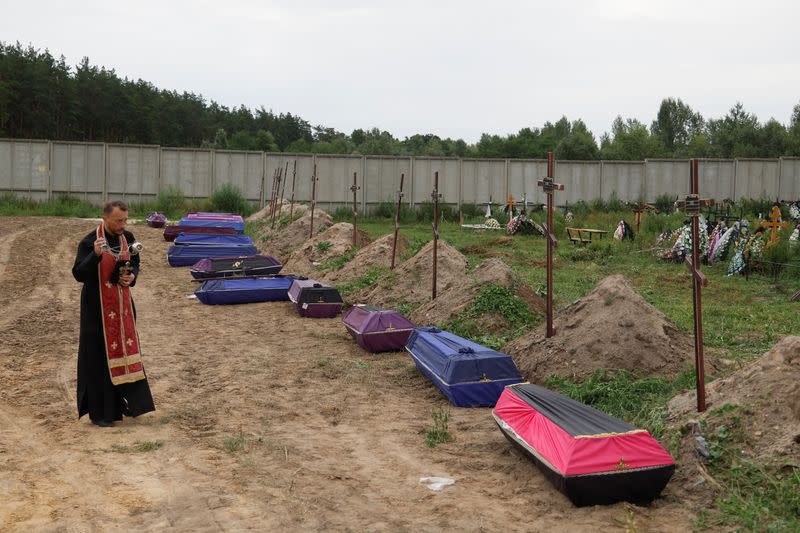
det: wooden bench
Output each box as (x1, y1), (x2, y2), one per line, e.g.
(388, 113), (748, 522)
(566, 227), (608, 245)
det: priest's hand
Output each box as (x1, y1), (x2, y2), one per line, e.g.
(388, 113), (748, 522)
(93, 237), (106, 256)
(119, 273), (135, 287)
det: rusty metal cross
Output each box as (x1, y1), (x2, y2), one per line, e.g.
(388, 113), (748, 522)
(432, 172), (443, 300)
(390, 173), (405, 269)
(676, 159), (715, 412)
(351, 172), (360, 247)
(537, 152), (565, 338)
(309, 163), (318, 239)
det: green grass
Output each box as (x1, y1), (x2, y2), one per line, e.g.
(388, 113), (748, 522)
(336, 267), (386, 294)
(425, 407), (452, 447)
(110, 440), (164, 453)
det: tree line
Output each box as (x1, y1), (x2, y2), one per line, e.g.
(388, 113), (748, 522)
(2, 42), (800, 160)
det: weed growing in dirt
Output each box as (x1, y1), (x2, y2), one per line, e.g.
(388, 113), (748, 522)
(319, 249), (357, 271)
(209, 183), (253, 216)
(426, 407), (452, 447)
(0, 193), (100, 217)
(110, 440), (164, 453)
(337, 267), (386, 294)
(316, 240), (332, 253)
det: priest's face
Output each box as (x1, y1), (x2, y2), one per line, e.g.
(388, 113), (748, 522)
(103, 207), (128, 235)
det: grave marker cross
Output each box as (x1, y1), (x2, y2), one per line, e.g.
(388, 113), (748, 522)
(432, 171), (443, 300)
(537, 152), (565, 339)
(761, 205), (788, 247)
(351, 172), (360, 247)
(390, 173), (405, 269)
(675, 159), (715, 412)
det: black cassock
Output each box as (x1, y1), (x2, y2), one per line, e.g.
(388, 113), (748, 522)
(72, 228), (155, 422)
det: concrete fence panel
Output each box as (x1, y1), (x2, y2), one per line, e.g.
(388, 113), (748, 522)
(601, 161), (645, 202)
(779, 158), (800, 201)
(313, 155), (363, 210)
(461, 159), (505, 208)
(411, 158), (460, 206)
(508, 160), (548, 206)
(735, 159), (779, 200)
(51, 142), (105, 203)
(557, 161), (601, 205)
(645, 160), (689, 202)
(364, 156), (412, 206)
(698, 159), (735, 201)
(214, 150), (263, 201)
(107, 144), (159, 202)
(0, 140), (49, 198)
(161, 148), (212, 199)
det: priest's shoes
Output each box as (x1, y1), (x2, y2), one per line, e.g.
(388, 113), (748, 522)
(91, 419), (115, 427)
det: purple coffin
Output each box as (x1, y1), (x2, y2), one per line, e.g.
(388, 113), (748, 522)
(342, 305), (416, 353)
(185, 212), (243, 221)
(287, 278), (343, 318)
(146, 212), (167, 228)
(163, 225), (237, 241)
(190, 254), (283, 279)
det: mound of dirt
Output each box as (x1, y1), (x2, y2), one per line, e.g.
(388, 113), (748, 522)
(349, 240), (468, 310)
(504, 274), (715, 382)
(324, 233), (409, 284)
(282, 222), (372, 278)
(410, 258), (545, 328)
(248, 199), (310, 222)
(668, 336), (800, 462)
(262, 208), (332, 261)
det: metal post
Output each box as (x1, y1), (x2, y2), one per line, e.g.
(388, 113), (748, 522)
(537, 152), (564, 339)
(309, 162), (318, 238)
(271, 166), (283, 229)
(690, 159), (707, 412)
(279, 160), (289, 212)
(351, 171), (360, 247)
(432, 171), (442, 300)
(391, 173), (405, 269)
(289, 159), (297, 219)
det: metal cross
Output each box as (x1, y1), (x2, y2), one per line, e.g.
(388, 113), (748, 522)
(391, 173), (405, 269)
(309, 163), (318, 239)
(270, 166), (283, 229)
(432, 171), (443, 300)
(676, 159), (715, 412)
(351, 171), (360, 247)
(537, 152), (565, 338)
(761, 205), (788, 247)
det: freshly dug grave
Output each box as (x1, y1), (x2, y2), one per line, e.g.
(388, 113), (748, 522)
(410, 258), (545, 329)
(349, 240), (468, 310)
(261, 209), (332, 261)
(323, 233), (409, 285)
(282, 222), (372, 279)
(504, 274), (714, 382)
(668, 335), (800, 463)
(248, 199), (310, 222)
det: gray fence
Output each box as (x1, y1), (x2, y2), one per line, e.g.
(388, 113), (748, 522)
(2, 138), (799, 210)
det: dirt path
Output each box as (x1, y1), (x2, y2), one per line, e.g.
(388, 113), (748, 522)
(0, 217), (694, 532)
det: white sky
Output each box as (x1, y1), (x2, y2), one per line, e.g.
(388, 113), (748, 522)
(2, 0), (798, 143)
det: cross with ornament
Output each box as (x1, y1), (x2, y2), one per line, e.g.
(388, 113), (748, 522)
(675, 159), (715, 412)
(537, 152), (565, 339)
(760, 205), (788, 247)
(631, 202), (658, 235)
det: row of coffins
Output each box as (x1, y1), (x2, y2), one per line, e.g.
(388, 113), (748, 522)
(163, 213), (254, 267)
(165, 211), (674, 507)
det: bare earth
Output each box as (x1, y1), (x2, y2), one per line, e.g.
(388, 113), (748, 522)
(0, 217), (696, 532)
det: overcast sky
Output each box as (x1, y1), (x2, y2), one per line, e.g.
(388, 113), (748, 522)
(2, 0), (798, 143)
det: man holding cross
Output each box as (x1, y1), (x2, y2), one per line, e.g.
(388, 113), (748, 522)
(72, 200), (155, 427)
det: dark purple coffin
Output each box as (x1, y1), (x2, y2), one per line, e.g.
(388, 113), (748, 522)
(288, 278), (343, 318)
(190, 254), (283, 279)
(342, 305), (415, 353)
(146, 212), (167, 228)
(163, 225), (237, 241)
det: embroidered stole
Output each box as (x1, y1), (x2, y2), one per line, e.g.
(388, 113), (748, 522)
(96, 225), (145, 385)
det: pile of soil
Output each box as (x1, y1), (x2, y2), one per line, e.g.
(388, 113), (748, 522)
(282, 222), (372, 278)
(324, 233), (409, 284)
(247, 200), (310, 222)
(504, 274), (714, 382)
(669, 335), (800, 462)
(410, 258), (545, 328)
(261, 208), (332, 261)
(349, 240), (468, 310)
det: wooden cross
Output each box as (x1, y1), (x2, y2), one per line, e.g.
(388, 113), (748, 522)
(537, 152), (565, 338)
(761, 205), (788, 247)
(631, 202), (658, 234)
(270, 166), (283, 229)
(289, 159), (298, 219)
(351, 172), (360, 247)
(390, 173), (405, 269)
(432, 172), (443, 300)
(676, 159), (715, 412)
(506, 195), (516, 220)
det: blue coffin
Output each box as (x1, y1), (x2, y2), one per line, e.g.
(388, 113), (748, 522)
(167, 244), (259, 266)
(173, 234), (254, 246)
(178, 217), (244, 233)
(195, 276), (296, 305)
(405, 327), (524, 407)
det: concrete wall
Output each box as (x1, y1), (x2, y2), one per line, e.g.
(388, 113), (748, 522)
(2, 139), (800, 209)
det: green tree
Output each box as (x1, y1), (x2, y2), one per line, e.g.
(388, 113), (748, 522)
(600, 117), (663, 160)
(650, 97), (704, 156)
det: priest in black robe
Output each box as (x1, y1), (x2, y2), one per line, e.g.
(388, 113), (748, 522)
(72, 201), (155, 427)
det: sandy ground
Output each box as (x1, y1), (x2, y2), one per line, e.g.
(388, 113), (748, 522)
(0, 217), (695, 532)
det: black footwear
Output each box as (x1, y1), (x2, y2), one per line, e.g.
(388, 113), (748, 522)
(91, 419), (115, 427)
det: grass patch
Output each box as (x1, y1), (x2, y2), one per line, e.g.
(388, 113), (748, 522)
(318, 249), (357, 271)
(426, 407), (452, 447)
(110, 440), (165, 453)
(336, 267), (386, 294)
(316, 240), (332, 253)
(544, 369), (695, 439)
(0, 193), (100, 217)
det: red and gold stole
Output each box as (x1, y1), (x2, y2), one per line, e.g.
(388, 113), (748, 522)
(96, 225), (145, 385)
